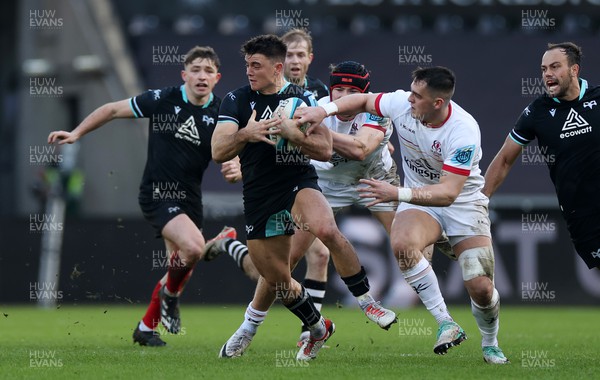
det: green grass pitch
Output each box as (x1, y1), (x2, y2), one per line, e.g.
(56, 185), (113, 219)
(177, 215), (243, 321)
(0, 304), (597, 379)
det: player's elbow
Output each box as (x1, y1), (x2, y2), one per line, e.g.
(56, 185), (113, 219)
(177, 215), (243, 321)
(211, 149), (227, 164)
(312, 147), (332, 162)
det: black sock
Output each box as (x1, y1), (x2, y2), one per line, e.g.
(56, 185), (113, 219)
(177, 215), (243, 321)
(284, 286), (321, 327)
(341, 266), (370, 297)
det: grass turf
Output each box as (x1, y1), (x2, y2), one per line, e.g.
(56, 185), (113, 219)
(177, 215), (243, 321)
(0, 304), (597, 379)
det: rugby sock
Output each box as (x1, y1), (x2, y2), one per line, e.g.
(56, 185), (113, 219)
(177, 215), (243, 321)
(341, 266), (371, 298)
(285, 286), (324, 337)
(141, 280), (162, 330)
(240, 303), (268, 334)
(303, 279), (326, 313)
(224, 239), (249, 272)
(402, 256), (453, 325)
(165, 251), (193, 295)
(301, 279), (326, 331)
(471, 288), (500, 347)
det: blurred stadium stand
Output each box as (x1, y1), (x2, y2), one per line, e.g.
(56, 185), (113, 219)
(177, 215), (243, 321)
(2, 0), (600, 305)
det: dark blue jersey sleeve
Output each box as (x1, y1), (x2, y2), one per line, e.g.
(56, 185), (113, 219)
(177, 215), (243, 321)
(217, 91), (242, 128)
(129, 88), (166, 118)
(510, 103), (537, 146)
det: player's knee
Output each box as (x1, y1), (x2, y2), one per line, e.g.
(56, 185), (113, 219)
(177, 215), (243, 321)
(459, 246), (495, 304)
(178, 239), (204, 263)
(307, 246), (330, 267)
(311, 225), (340, 246)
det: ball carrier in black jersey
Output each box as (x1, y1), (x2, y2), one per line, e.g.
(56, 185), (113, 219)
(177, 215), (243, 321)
(212, 34), (397, 361)
(484, 42), (600, 270)
(48, 46), (248, 346)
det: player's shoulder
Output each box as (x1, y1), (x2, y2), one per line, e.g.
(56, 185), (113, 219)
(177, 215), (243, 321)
(583, 84), (600, 101)
(223, 85), (252, 103)
(448, 101), (479, 129)
(138, 86), (179, 100)
(306, 75), (327, 89)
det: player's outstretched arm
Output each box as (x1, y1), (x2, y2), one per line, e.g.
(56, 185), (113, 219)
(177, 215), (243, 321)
(48, 99), (133, 145)
(358, 171), (467, 208)
(296, 93), (380, 134)
(482, 136), (522, 198)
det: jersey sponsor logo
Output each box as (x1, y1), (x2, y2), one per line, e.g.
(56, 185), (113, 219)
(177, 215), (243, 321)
(549, 108), (556, 117)
(590, 249), (600, 259)
(583, 100), (597, 109)
(250, 101), (256, 110)
(451, 145), (475, 166)
(175, 115), (201, 146)
(561, 108), (589, 131)
(227, 92), (236, 101)
(202, 115), (215, 126)
(174, 106), (181, 115)
(168, 206), (180, 214)
(152, 89), (162, 100)
(404, 157), (440, 181)
(523, 106), (531, 116)
(431, 140), (442, 154)
(260, 105), (274, 120)
(367, 114), (384, 122)
(559, 108), (592, 139)
(350, 121), (358, 135)
(245, 225), (254, 234)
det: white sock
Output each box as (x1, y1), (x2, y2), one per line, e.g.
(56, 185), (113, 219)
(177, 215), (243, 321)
(471, 288), (500, 347)
(356, 293), (376, 311)
(138, 320), (153, 332)
(402, 256), (452, 325)
(307, 316), (326, 339)
(240, 303), (267, 334)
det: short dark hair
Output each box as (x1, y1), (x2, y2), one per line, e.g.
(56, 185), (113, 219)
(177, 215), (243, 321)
(241, 34), (287, 63)
(184, 46), (220, 69)
(546, 42), (582, 67)
(412, 66), (455, 101)
(281, 28), (313, 53)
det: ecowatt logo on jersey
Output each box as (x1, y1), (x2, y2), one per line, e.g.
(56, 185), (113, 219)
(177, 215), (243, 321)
(560, 108), (591, 139)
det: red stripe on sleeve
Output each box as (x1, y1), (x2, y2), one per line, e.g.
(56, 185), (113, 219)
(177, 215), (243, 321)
(442, 164), (470, 176)
(374, 93), (385, 117)
(362, 124), (386, 134)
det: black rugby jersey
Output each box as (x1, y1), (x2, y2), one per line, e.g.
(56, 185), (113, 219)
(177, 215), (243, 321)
(129, 85), (220, 202)
(304, 76), (329, 101)
(218, 83), (318, 203)
(510, 79), (600, 218)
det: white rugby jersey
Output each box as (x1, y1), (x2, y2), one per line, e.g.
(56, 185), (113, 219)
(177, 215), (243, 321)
(374, 90), (484, 202)
(312, 97), (394, 184)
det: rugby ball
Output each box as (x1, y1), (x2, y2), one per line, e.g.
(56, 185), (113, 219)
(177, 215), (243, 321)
(269, 97), (310, 149)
